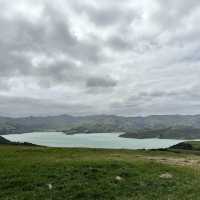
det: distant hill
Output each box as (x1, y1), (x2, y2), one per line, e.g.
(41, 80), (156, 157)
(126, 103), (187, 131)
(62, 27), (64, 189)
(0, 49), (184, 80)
(120, 127), (200, 139)
(1, 114), (200, 138)
(170, 141), (200, 152)
(63, 123), (120, 135)
(0, 136), (12, 144)
(0, 136), (41, 146)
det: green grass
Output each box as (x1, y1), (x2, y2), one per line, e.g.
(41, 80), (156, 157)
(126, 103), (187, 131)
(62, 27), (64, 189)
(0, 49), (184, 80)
(1, 145), (200, 200)
(187, 141), (200, 151)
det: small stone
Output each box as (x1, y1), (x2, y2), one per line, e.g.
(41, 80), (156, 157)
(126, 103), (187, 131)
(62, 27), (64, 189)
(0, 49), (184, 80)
(159, 173), (173, 179)
(47, 183), (53, 190)
(115, 176), (123, 181)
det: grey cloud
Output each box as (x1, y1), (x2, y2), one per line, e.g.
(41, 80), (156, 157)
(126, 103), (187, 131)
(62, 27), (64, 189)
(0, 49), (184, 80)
(153, 0), (200, 30)
(137, 90), (184, 99)
(0, 3), (107, 89)
(86, 7), (134, 27)
(0, 95), (94, 117)
(0, 3), (106, 67)
(33, 59), (117, 89)
(108, 87), (200, 117)
(1, 0), (200, 117)
(34, 60), (83, 87)
(88, 8), (120, 26)
(86, 76), (117, 88)
(0, 79), (10, 91)
(0, 50), (31, 78)
(71, 2), (138, 27)
(106, 36), (132, 51)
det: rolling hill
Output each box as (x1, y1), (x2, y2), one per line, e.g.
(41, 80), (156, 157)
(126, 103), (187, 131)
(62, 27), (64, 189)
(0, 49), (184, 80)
(2, 114), (200, 139)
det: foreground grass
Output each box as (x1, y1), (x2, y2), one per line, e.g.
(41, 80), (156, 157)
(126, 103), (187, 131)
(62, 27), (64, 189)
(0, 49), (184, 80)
(1, 145), (200, 200)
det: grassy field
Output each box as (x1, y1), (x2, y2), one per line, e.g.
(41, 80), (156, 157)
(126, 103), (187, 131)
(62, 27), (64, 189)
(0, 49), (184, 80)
(187, 141), (200, 151)
(1, 145), (200, 200)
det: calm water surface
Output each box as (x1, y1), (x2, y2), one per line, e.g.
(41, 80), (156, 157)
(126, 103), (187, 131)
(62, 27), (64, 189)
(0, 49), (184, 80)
(3, 132), (184, 150)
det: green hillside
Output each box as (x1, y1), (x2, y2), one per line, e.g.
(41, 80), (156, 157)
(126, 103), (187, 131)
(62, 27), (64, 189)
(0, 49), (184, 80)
(1, 144), (200, 200)
(120, 127), (200, 139)
(0, 136), (11, 144)
(0, 136), (40, 147)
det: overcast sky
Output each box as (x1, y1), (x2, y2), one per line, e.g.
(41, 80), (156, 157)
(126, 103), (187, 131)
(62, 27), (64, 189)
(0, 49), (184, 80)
(1, 0), (200, 117)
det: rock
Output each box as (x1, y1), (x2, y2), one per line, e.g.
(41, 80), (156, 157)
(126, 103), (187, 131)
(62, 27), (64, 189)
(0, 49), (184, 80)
(47, 183), (53, 190)
(159, 173), (173, 179)
(115, 176), (123, 181)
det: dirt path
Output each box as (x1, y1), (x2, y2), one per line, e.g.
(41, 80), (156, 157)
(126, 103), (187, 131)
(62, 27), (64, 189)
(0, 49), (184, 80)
(144, 156), (200, 167)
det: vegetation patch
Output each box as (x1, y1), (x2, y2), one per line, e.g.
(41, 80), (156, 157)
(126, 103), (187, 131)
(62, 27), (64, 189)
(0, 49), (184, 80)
(1, 145), (200, 199)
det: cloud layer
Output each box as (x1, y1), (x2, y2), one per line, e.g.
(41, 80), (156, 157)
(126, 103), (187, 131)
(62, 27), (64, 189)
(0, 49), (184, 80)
(1, 0), (200, 117)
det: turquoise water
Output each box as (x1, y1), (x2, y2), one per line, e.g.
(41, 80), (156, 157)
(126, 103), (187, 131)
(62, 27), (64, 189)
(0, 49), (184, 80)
(2, 132), (184, 150)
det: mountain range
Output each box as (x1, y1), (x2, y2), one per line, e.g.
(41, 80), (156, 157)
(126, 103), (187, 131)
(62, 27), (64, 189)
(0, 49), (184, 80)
(1, 114), (200, 137)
